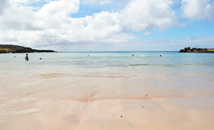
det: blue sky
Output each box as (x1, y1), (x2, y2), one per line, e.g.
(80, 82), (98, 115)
(0, 0), (214, 51)
(138, 21), (214, 40)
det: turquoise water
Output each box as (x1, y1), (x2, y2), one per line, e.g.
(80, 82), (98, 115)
(1, 51), (214, 73)
(1, 51), (214, 100)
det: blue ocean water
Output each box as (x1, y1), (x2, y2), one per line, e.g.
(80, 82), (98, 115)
(1, 51), (214, 73)
(0, 51), (214, 99)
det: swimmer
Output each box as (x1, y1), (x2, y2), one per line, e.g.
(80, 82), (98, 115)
(25, 54), (29, 61)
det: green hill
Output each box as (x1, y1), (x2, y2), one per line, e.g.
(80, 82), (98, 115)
(0, 45), (55, 53)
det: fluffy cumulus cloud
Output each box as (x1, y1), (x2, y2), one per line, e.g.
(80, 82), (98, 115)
(181, 0), (214, 20)
(81, 0), (129, 6)
(120, 0), (176, 31)
(0, 0), (212, 50)
(0, 0), (178, 49)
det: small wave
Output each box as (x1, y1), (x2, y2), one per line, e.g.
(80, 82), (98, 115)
(141, 55), (147, 57)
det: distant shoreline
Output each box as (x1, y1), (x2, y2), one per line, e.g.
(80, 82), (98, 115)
(179, 47), (214, 53)
(62, 51), (178, 53)
(0, 45), (56, 53)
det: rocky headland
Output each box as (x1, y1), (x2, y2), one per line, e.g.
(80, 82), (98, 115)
(179, 47), (214, 53)
(0, 45), (55, 53)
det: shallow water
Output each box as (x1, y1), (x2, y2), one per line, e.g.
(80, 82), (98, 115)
(1, 52), (214, 100)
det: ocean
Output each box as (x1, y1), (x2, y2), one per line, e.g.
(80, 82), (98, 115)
(0, 51), (214, 130)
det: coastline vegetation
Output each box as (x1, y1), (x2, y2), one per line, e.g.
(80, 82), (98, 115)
(0, 45), (55, 53)
(179, 47), (214, 53)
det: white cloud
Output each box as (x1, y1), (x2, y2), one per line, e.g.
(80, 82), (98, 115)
(81, 0), (118, 5)
(51, 35), (214, 51)
(0, 0), (9, 14)
(34, 0), (79, 29)
(10, 0), (52, 5)
(120, 0), (176, 31)
(0, 5), (34, 29)
(181, 0), (214, 20)
(100, 0), (111, 5)
(0, 0), (178, 50)
(5, 0), (214, 51)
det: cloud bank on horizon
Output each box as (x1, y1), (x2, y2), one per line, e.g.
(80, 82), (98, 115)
(0, 0), (214, 51)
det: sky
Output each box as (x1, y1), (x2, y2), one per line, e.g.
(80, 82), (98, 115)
(0, 0), (214, 51)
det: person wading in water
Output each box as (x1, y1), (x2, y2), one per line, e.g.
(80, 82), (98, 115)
(25, 54), (29, 61)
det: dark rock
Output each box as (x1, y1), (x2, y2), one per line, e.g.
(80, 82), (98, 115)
(179, 47), (214, 53)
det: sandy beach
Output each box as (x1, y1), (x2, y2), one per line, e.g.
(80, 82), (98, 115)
(1, 96), (214, 130)
(1, 71), (214, 130)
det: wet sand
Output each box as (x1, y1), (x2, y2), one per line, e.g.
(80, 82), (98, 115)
(0, 73), (214, 130)
(0, 97), (214, 130)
